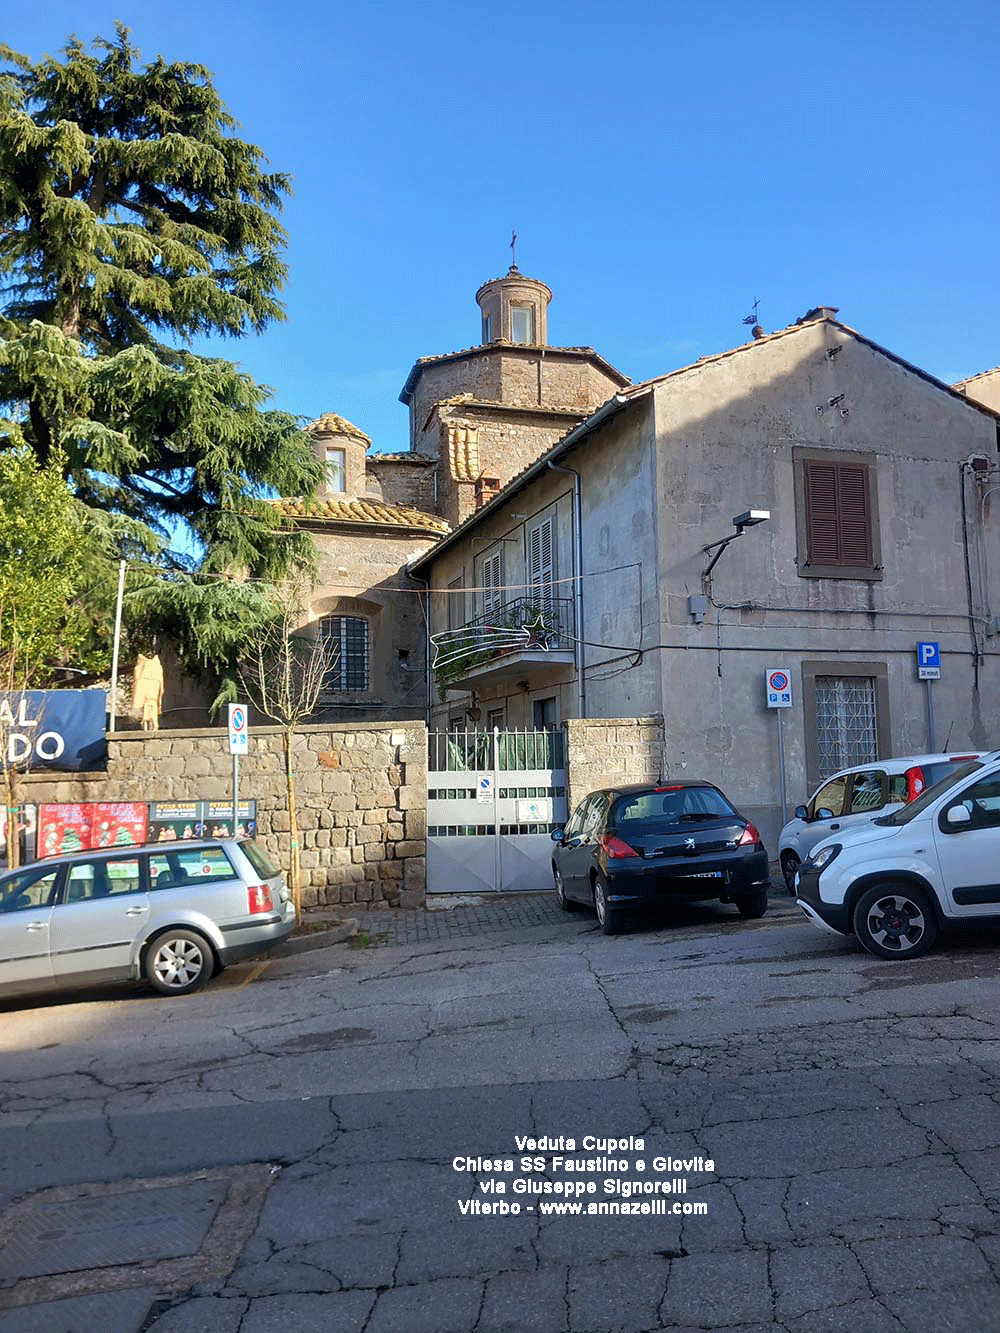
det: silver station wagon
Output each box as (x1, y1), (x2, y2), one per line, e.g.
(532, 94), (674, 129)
(0, 839), (294, 1001)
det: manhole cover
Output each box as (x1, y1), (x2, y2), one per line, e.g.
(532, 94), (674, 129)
(0, 1178), (226, 1278)
(0, 1164), (274, 1315)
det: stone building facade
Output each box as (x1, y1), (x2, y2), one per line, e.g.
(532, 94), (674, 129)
(412, 309), (1000, 849)
(273, 268), (630, 723)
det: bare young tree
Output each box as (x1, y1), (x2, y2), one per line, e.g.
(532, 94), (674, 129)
(238, 595), (334, 923)
(0, 612), (36, 870)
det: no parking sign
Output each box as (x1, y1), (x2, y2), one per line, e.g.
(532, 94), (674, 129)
(228, 703), (249, 754)
(766, 667), (792, 709)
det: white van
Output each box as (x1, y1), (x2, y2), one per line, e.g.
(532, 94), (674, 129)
(777, 752), (982, 891)
(795, 751), (1000, 959)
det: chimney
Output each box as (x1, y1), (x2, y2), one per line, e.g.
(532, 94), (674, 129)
(475, 474), (501, 509)
(800, 305), (840, 323)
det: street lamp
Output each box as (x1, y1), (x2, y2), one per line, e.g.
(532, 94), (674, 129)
(701, 509), (771, 585)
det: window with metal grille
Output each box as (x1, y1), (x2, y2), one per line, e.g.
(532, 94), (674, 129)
(803, 459), (873, 569)
(320, 616), (369, 691)
(815, 675), (877, 775)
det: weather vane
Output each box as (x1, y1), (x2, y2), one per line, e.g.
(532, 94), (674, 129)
(510, 229), (517, 269)
(742, 297), (760, 328)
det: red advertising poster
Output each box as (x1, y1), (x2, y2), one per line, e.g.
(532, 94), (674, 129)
(37, 802), (148, 857)
(91, 802), (148, 849)
(38, 804), (92, 858)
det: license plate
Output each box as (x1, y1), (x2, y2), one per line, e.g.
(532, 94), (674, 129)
(679, 870), (723, 879)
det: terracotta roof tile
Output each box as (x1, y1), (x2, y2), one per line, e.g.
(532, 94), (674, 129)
(366, 452), (436, 465)
(307, 413), (371, 443)
(446, 423), (480, 481)
(271, 496), (449, 533)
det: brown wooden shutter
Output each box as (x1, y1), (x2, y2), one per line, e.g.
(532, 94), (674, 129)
(804, 460), (873, 567)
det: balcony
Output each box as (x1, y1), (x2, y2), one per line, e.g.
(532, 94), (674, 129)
(432, 596), (576, 695)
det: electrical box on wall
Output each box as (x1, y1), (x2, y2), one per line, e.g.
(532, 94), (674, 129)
(688, 594), (708, 624)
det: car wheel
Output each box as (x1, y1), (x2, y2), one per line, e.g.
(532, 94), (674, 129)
(144, 929), (214, 996)
(593, 875), (622, 936)
(780, 851), (800, 895)
(553, 863), (579, 912)
(736, 886), (769, 919)
(852, 883), (939, 960)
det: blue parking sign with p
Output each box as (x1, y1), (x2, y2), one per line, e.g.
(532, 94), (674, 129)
(917, 642), (940, 668)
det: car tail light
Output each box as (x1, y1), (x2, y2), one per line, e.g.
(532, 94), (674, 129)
(904, 767), (925, 802)
(949, 755), (977, 762)
(247, 885), (273, 915)
(600, 835), (639, 859)
(654, 785), (684, 792)
(737, 822), (762, 847)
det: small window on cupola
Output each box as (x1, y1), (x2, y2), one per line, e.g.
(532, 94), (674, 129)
(325, 447), (346, 492)
(482, 313), (492, 342)
(510, 305), (534, 344)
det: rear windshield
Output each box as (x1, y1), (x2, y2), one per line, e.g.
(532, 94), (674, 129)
(612, 787), (737, 828)
(239, 839), (280, 879)
(877, 760), (983, 826)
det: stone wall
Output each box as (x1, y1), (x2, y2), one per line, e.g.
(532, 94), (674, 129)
(564, 716), (665, 813)
(20, 721), (427, 910)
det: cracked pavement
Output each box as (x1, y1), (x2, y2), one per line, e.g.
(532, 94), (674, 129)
(2, 896), (1000, 1330)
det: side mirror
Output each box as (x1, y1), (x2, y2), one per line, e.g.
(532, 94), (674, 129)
(794, 805), (809, 821)
(946, 804), (971, 826)
(816, 808), (835, 821)
(550, 828), (565, 843)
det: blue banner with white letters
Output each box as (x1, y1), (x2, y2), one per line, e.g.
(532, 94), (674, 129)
(0, 690), (107, 771)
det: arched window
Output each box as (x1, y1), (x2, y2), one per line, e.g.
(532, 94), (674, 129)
(320, 616), (369, 691)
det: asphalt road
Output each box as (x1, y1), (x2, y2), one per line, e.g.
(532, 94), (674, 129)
(2, 895), (1000, 1331)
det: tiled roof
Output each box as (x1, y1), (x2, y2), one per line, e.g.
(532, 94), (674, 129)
(410, 309), (1000, 572)
(439, 398), (588, 418)
(954, 366), (1000, 387)
(307, 413), (371, 443)
(271, 496), (449, 533)
(366, 452), (436, 465)
(446, 423), (480, 481)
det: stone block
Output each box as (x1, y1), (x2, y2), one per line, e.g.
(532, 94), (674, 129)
(301, 886), (318, 907)
(356, 824), (384, 844)
(271, 810), (290, 832)
(404, 809), (427, 839)
(364, 843), (385, 862)
(403, 857), (426, 890)
(394, 840), (423, 858)
(398, 888), (424, 908)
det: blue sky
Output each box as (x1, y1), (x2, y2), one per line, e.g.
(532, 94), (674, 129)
(5, 0), (999, 454)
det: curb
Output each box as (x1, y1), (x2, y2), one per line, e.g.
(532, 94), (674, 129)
(272, 917), (360, 956)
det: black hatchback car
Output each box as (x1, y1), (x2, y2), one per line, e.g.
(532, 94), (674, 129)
(551, 782), (770, 934)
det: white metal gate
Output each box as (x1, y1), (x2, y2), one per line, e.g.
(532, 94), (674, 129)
(427, 728), (568, 893)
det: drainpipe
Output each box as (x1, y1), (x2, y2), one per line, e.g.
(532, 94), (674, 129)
(547, 460), (586, 718)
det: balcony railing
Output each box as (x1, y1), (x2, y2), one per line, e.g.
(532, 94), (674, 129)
(432, 596), (576, 694)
